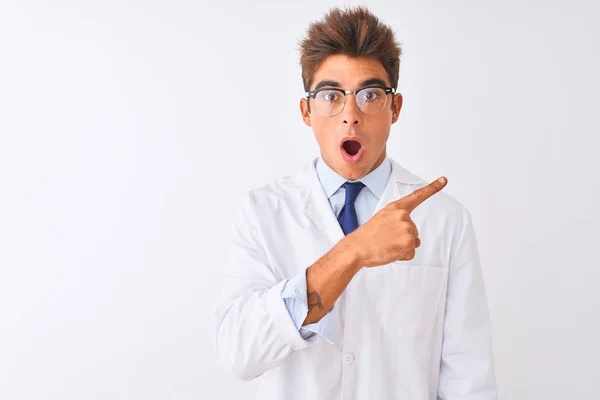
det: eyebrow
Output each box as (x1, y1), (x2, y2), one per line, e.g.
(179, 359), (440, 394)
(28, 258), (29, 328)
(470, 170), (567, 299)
(313, 77), (389, 91)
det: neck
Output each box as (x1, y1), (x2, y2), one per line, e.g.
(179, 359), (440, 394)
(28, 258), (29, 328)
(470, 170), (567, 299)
(368, 150), (387, 175)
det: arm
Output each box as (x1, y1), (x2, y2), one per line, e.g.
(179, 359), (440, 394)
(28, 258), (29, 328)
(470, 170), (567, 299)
(278, 239), (361, 345)
(283, 178), (453, 342)
(213, 192), (362, 381)
(303, 240), (361, 325)
(281, 268), (337, 344)
(437, 210), (498, 399)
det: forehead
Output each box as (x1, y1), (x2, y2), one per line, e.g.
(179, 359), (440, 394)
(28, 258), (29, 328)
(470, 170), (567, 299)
(311, 54), (389, 89)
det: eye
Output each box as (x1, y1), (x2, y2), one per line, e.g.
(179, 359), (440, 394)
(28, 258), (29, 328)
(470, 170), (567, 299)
(319, 90), (342, 103)
(363, 88), (380, 102)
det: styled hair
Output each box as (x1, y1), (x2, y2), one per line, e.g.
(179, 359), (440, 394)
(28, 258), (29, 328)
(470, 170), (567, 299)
(299, 6), (402, 92)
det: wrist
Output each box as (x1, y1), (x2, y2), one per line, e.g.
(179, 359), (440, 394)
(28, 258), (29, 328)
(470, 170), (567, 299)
(335, 236), (365, 275)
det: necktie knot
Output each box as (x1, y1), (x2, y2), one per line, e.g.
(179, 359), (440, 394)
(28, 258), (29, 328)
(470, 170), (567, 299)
(341, 181), (365, 206)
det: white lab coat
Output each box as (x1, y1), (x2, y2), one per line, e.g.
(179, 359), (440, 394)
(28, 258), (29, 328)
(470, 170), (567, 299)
(213, 157), (497, 400)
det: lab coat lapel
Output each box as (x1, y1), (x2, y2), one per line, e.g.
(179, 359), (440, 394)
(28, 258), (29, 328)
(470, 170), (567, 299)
(300, 160), (345, 247)
(374, 158), (426, 213)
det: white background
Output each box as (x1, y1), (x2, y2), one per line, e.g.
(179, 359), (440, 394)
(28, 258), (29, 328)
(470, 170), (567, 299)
(1, 0), (599, 399)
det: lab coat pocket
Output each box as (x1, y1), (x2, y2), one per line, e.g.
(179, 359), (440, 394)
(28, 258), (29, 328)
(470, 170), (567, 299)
(382, 263), (447, 338)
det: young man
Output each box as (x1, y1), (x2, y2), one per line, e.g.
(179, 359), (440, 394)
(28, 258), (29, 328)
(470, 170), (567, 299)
(213, 6), (497, 399)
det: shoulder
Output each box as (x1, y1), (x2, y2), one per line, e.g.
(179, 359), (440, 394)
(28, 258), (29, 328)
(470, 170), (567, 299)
(237, 159), (315, 215)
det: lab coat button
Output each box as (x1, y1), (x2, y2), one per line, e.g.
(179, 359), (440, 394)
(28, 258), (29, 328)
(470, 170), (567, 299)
(343, 353), (355, 364)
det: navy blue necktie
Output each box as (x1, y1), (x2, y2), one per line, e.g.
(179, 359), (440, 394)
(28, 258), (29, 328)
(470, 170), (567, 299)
(337, 182), (365, 235)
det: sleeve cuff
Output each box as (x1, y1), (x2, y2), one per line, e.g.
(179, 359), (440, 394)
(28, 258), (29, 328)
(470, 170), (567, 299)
(262, 279), (316, 350)
(280, 268), (336, 345)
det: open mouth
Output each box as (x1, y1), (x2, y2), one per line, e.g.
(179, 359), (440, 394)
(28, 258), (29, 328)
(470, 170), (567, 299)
(340, 139), (365, 164)
(342, 140), (362, 156)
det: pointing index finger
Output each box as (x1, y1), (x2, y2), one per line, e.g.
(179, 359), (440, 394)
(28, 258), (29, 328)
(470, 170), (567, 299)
(396, 177), (448, 212)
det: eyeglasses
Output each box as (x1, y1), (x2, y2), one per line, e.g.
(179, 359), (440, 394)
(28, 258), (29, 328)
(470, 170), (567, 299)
(305, 85), (395, 117)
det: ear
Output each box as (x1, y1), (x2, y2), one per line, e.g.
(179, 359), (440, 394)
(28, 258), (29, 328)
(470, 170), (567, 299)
(391, 93), (403, 124)
(300, 98), (312, 127)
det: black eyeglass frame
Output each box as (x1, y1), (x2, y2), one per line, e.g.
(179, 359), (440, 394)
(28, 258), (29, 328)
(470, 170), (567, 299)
(305, 85), (396, 115)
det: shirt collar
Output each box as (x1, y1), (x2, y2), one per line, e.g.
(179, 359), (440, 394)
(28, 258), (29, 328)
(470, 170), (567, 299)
(315, 155), (392, 200)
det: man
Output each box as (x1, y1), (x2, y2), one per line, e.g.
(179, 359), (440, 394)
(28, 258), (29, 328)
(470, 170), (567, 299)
(213, 6), (497, 399)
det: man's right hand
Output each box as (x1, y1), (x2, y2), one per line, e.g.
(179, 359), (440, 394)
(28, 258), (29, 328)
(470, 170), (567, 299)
(346, 177), (448, 268)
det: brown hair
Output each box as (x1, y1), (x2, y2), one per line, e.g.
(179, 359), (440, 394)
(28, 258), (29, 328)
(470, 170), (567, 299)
(299, 6), (402, 92)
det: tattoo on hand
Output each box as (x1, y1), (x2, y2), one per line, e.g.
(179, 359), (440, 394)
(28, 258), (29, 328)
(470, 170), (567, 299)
(307, 290), (323, 313)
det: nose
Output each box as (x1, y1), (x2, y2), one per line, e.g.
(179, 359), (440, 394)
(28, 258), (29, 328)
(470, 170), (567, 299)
(342, 93), (361, 125)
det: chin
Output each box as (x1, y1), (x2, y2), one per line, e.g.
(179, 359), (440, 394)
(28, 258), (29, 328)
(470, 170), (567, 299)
(338, 163), (370, 181)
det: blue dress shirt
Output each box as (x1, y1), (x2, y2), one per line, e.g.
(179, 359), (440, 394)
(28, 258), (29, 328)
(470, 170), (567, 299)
(280, 156), (392, 344)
